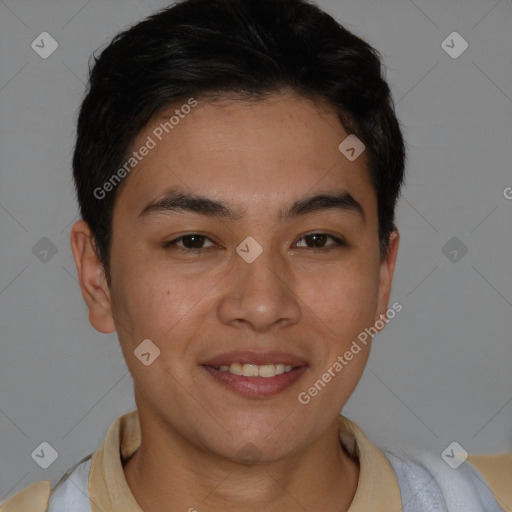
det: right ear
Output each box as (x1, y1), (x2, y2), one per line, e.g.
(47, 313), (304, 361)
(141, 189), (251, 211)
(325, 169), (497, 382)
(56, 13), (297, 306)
(70, 220), (116, 333)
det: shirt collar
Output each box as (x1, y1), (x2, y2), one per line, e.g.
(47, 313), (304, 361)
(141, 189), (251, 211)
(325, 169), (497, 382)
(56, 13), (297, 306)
(88, 410), (402, 512)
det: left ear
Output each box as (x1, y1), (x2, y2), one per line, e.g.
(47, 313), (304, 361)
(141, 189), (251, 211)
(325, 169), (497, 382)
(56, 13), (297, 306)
(374, 230), (400, 327)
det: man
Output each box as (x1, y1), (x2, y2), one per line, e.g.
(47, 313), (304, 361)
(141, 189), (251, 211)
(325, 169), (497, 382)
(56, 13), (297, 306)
(2, 0), (510, 510)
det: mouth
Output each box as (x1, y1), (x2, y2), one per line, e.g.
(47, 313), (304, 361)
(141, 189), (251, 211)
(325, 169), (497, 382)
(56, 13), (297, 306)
(200, 351), (309, 398)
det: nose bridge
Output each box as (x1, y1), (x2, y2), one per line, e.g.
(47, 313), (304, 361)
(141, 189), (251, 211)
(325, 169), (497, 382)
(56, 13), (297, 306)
(236, 237), (288, 298)
(218, 237), (301, 331)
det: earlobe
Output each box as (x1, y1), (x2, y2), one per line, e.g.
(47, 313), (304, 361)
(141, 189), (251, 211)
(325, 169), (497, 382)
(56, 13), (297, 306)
(70, 220), (116, 334)
(374, 230), (400, 327)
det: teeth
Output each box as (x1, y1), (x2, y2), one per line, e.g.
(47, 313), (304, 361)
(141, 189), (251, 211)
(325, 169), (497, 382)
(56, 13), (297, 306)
(242, 364), (259, 377)
(258, 364), (276, 377)
(229, 363), (243, 375)
(216, 363), (296, 377)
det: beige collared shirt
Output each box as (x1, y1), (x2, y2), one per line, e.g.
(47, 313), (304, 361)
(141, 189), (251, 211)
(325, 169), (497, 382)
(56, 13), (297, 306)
(2, 410), (511, 511)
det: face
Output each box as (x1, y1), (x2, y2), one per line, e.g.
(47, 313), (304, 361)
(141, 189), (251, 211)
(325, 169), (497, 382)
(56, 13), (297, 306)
(72, 91), (398, 463)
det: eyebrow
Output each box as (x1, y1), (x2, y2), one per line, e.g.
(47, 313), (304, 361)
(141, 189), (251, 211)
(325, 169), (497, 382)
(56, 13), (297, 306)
(138, 187), (365, 223)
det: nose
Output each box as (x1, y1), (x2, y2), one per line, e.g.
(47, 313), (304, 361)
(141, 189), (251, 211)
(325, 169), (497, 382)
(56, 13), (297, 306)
(216, 244), (301, 333)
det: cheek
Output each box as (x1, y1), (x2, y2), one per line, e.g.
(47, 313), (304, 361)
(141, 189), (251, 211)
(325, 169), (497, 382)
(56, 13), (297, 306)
(109, 252), (221, 367)
(108, 249), (172, 337)
(112, 276), (194, 338)
(300, 258), (380, 335)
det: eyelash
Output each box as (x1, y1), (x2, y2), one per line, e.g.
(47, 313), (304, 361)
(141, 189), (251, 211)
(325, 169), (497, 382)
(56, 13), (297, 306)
(163, 233), (346, 254)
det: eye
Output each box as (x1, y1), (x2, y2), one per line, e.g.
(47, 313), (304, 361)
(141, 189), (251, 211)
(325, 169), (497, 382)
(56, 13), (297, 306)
(164, 234), (216, 252)
(163, 232), (346, 253)
(295, 233), (346, 250)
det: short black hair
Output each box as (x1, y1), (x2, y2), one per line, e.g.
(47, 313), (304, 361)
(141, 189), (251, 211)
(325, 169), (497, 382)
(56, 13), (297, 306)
(73, 0), (406, 283)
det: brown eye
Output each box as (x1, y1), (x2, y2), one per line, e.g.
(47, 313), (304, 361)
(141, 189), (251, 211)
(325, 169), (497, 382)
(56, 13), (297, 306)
(164, 234), (215, 251)
(180, 234), (207, 248)
(295, 233), (345, 249)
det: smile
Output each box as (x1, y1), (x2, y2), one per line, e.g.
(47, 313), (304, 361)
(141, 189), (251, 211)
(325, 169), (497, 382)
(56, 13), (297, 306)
(214, 363), (295, 377)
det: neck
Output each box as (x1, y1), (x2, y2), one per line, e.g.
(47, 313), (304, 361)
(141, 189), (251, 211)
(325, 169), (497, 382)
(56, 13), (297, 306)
(123, 412), (359, 512)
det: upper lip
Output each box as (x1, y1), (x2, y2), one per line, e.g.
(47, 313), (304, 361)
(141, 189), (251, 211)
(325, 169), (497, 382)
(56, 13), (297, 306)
(200, 351), (309, 368)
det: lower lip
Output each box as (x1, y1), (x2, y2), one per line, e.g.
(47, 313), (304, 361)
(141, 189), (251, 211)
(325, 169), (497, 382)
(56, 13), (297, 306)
(201, 366), (308, 398)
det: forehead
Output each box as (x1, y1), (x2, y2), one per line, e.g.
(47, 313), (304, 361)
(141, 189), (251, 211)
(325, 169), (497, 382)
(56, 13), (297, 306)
(114, 93), (376, 221)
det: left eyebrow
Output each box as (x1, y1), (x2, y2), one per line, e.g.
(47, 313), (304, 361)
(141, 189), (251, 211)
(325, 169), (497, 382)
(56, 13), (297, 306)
(137, 186), (365, 223)
(282, 191), (365, 223)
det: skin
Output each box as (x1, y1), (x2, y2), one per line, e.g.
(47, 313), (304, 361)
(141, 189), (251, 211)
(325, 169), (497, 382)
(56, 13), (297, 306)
(71, 91), (399, 512)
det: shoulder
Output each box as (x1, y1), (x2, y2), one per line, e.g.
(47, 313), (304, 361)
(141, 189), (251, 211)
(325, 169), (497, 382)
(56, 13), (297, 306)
(46, 457), (92, 511)
(381, 446), (511, 512)
(0, 456), (93, 512)
(467, 452), (512, 512)
(0, 480), (51, 512)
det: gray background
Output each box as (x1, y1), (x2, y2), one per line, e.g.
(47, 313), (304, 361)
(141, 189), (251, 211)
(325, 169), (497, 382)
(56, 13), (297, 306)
(1, 0), (511, 501)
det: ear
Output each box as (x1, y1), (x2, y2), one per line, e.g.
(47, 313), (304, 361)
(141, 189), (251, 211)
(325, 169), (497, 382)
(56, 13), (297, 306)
(70, 220), (116, 333)
(374, 230), (400, 328)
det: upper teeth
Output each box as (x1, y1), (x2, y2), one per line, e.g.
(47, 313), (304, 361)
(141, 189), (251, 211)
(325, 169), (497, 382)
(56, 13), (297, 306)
(217, 363), (294, 377)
